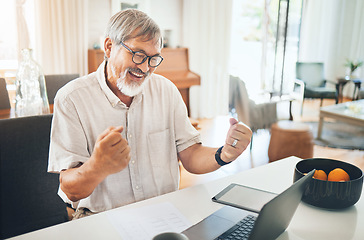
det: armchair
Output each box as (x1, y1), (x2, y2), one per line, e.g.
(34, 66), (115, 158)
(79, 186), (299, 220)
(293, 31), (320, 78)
(294, 62), (338, 113)
(229, 76), (277, 133)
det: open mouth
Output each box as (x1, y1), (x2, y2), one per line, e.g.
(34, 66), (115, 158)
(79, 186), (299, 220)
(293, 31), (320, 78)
(128, 69), (144, 79)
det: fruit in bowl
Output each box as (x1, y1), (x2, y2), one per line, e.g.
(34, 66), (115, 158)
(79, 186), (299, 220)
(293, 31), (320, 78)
(313, 169), (327, 180)
(294, 158), (363, 209)
(311, 168), (350, 182)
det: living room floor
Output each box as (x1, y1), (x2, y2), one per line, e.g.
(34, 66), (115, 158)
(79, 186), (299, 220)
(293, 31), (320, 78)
(179, 98), (364, 189)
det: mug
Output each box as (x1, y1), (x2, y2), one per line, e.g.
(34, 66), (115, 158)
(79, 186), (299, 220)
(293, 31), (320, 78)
(152, 232), (189, 240)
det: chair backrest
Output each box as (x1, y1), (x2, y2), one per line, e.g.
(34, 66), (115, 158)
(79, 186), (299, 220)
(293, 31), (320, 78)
(0, 78), (11, 109)
(229, 75), (251, 126)
(296, 62), (325, 88)
(0, 114), (68, 239)
(45, 74), (79, 104)
(229, 76), (277, 132)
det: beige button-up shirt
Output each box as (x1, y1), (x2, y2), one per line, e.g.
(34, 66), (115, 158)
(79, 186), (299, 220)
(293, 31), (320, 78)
(48, 62), (201, 212)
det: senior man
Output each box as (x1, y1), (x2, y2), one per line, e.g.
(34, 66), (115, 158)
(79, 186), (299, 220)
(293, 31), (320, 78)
(48, 9), (252, 219)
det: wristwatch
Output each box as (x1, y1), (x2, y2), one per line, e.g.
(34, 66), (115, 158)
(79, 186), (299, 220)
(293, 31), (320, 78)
(215, 146), (231, 166)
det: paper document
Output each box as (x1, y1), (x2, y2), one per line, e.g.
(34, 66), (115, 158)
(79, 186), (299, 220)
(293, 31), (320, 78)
(106, 202), (192, 240)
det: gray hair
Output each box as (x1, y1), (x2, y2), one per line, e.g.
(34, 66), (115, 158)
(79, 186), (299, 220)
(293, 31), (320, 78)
(105, 9), (163, 49)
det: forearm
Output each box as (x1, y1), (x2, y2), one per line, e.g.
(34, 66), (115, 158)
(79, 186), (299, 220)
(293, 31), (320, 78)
(60, 159), (107, 202)
(60, 126), (130, 202)
(179, 144), (221, 174)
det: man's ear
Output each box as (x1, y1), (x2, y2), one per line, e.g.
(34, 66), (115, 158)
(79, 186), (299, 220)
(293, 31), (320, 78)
(104, 37), (113, 58)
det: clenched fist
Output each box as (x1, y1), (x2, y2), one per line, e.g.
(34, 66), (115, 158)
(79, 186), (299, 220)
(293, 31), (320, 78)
(221, 118), (252, 163)
(91, 126), (131, 175)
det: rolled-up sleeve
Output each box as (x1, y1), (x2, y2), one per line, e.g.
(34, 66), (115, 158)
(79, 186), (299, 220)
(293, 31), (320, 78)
(48, 93), (90, 173)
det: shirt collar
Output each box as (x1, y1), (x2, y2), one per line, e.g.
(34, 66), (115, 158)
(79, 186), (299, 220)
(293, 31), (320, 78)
(96, 60), (143, 108)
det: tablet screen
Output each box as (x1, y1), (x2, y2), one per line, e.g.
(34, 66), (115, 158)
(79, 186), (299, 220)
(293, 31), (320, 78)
(212, 184), (278, 213)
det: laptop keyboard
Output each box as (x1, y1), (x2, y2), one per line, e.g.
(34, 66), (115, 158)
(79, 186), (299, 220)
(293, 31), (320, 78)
(215, 214), (257, 240)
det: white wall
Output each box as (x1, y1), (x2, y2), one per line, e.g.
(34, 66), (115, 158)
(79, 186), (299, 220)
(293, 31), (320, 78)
(88, 0), (111, 49)
(87, 0), (182, 49)
(149, 0), (183, 48)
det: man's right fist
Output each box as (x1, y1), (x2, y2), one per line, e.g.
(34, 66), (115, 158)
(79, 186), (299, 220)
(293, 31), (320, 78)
(91, 126), (131, 175)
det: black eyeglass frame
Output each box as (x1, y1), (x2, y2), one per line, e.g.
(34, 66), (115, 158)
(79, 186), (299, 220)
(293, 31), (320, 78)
(120, 41), (164, 68)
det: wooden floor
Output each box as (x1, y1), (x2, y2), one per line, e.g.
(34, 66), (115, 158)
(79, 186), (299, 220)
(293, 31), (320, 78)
(179, 98), (364, 189)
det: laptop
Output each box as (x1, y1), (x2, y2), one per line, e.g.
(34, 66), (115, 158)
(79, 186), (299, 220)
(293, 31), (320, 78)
(182, 169), (315, 240)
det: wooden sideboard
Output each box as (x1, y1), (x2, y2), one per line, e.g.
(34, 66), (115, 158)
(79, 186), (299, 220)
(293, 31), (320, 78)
(154, 48), (200, 115)
(88, 48), (201, 115)
(88, 49), (105, 73)
(0, 105), (54, 120)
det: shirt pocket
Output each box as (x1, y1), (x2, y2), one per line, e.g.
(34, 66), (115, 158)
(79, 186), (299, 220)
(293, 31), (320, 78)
(147, 128), (174, 167)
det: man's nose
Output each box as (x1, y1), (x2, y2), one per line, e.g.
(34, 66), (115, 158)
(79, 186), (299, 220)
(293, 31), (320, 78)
(138, 60), (150, 73)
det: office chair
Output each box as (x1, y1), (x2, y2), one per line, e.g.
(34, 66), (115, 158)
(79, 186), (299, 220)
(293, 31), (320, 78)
(45, 74), (79, 104)
(0, 78), (11, 109)
(295, 62), (338, 113)
(0, 114), (68, 239)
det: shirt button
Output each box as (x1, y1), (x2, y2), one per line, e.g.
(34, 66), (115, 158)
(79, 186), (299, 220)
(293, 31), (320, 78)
(129, 134), (132, 138)
(135, 186), (139, 190)
(131, 160), (135, 164)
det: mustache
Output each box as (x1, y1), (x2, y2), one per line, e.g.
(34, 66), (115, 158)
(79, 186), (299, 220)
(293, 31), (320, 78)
(127, 67), (150, 77)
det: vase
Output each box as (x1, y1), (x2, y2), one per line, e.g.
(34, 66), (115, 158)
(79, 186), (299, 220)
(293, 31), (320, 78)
(349, 71), (358, 79)
(15, 48), (50, 117)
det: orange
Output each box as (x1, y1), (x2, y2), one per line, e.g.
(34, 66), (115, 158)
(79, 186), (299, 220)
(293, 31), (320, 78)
(327, 168), (350, 182)
(313, 170), (327, 180)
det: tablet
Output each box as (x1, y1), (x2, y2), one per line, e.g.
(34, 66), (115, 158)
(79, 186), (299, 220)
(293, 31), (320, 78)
(212, 183), (278, 213)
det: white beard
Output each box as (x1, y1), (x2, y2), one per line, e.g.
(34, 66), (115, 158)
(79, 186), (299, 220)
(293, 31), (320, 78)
(110, 64), (150, 97)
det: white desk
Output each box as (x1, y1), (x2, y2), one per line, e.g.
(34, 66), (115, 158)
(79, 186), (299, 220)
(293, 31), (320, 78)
(10, 156), (364, 240)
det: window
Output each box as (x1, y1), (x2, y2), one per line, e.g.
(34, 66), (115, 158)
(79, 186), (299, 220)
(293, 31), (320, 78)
(0, 1), (18, 78)
(229, 0), (302, 97)
(0, 0), (35, 75)
(0, 0), (35, 106)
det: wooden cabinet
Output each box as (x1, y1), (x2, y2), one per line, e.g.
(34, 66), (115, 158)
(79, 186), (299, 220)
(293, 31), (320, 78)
(88, 49), (104, 73)
(154, 48), (200, 115)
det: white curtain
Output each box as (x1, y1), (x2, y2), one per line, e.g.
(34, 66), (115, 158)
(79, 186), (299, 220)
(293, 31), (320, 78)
(182, 0), (232, 119)
(16, 0), (30, 54)
(33, 0), (88, 76)
(299, 0), (364, 96)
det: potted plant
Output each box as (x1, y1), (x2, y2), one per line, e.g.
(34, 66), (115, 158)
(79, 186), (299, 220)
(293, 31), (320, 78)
(344, 59), (363, 79)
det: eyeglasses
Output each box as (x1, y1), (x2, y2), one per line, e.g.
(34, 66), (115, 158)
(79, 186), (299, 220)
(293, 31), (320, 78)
(120, 42), (164, 68)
